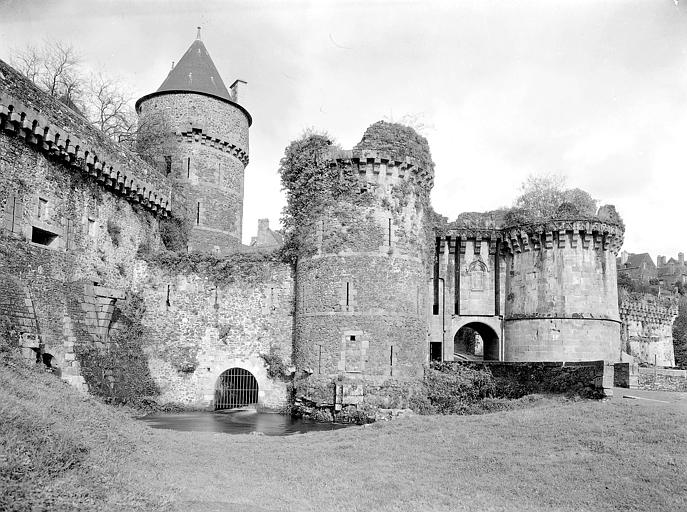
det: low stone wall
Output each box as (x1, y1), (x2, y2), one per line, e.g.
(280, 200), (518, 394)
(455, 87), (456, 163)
(438, 360), (613, 398)
(637, 367), (687, 392)
(292, 374), (425, 422)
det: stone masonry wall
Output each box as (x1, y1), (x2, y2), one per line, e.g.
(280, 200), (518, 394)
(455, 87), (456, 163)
(0, 60), (171, 216)
(619, 292), (677, 367)
(132, 258), (294, 408)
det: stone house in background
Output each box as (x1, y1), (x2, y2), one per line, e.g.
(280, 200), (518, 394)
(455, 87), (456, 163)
(656, 253), (687, 289)
(617, 251), (657, 284)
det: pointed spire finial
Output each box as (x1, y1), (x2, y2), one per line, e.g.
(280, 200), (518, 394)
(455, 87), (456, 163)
(196, 26), (202, 40)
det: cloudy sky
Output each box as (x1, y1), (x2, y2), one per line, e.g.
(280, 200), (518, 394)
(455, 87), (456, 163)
(1, 0), (686, 259)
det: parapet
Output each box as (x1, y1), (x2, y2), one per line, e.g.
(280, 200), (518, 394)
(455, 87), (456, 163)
(619, 292), (678, 325)
(502, 218), (625, 255)
(0, 59), (172, 216)
(439, 217), (625, 256)
(328, 149), (434, 192)
(174, 122), (249, 166)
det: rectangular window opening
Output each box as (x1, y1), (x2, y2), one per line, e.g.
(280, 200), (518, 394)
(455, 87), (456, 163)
(187, 157), (191, 178)
(346, 282), (350, 306)
(349, 335), (356, 341)
(196, 202), (200, 225)
(388, 218), (392, 246)
(31, 226), (58, 247)
(164, 156), (172, 176)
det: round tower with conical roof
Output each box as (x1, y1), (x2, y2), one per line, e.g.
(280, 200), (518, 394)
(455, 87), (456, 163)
(136, 28), (251, 254)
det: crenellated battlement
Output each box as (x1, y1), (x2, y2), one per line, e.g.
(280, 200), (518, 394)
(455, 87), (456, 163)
(619, 293), (678, 325)
(0, 59), (172, 216)
(501, 219), (624, 255)
(175, 125), (249, 166)
(329, 149), (434, 192)
(438, 218), (624, 256)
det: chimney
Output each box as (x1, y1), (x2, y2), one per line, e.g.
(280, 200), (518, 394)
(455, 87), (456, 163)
(230, 79), (247, 103)
(657, 255), (665, 267)
(257, 218), (270, 245)
(679, 252), (684, 266)
(620, 251), (628, 266)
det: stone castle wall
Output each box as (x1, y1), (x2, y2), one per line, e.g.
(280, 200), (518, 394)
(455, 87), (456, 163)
(619, 291), (677, 367)
(132, 258), (293, 408)
(0, 60), (290, 408)
(137, 93), (249, 253)
(0, 60), (171, 216)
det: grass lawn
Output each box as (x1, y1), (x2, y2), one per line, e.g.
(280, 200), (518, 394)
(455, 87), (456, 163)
(2, 359), (686, 512)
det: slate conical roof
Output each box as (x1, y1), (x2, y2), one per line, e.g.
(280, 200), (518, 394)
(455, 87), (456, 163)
(157, 36), (231, 100)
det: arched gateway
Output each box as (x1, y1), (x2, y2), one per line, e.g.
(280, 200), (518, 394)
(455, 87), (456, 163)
(454, 322), (500, 361)
(214, 368), (259, 410)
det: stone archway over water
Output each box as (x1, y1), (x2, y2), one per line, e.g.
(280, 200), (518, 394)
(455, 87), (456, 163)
(214, 368), (259, 410)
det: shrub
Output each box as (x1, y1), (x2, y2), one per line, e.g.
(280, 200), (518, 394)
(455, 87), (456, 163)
(424, 365), (496, 414)
(159, 216), (190, 252)
(106, 219), (122, 246)
(260, 351), (291, 381)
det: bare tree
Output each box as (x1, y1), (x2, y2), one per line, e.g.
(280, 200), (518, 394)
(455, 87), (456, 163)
(86, 72), (136, 139)
(11, 44), (41, 83)
(11, 40), (84, 109)
(10, 40), (174, 164)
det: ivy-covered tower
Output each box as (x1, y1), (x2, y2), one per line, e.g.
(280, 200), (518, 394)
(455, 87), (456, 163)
(135, 28), (251, 254)
(288, 122), (434, 379)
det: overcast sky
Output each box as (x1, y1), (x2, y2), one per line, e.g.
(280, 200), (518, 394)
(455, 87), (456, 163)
(1, 0), (686, 259)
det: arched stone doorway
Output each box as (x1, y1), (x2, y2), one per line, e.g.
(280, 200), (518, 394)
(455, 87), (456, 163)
(214, 367), (259, 410)
(454, 322), (499, 361)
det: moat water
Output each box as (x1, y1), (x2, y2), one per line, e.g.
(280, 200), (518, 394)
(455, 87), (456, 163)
(139, 409), (350, 436)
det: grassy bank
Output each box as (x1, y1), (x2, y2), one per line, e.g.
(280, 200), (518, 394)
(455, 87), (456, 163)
(2, 357), (686, 512)
(0, 357), (167, 511)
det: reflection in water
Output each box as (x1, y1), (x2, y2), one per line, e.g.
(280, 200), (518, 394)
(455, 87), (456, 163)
(139, 410), (350, 436)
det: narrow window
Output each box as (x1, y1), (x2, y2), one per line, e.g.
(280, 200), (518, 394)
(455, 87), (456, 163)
(166, 284), (171, 307)
(388, 218), (392, 246)
(390, 346), (394, 376)
(37, 197), (47, 219)
(196, 202), (200, 225)
(164, 156), (172, 175)
(346, 282), (350, 306)
(218, 162), (222, 185)
(9, 196), (17, 232)
(349, 334), (356, 341)
(65, 219), (71, 251)
(87, 218), (96, 236)
(187, 157), (191, 178)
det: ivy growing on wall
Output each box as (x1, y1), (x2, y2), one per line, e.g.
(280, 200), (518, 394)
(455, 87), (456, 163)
(143, 249), (281, 285)
(278, 132), (371, 262)
(75, 292), (160, 403)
